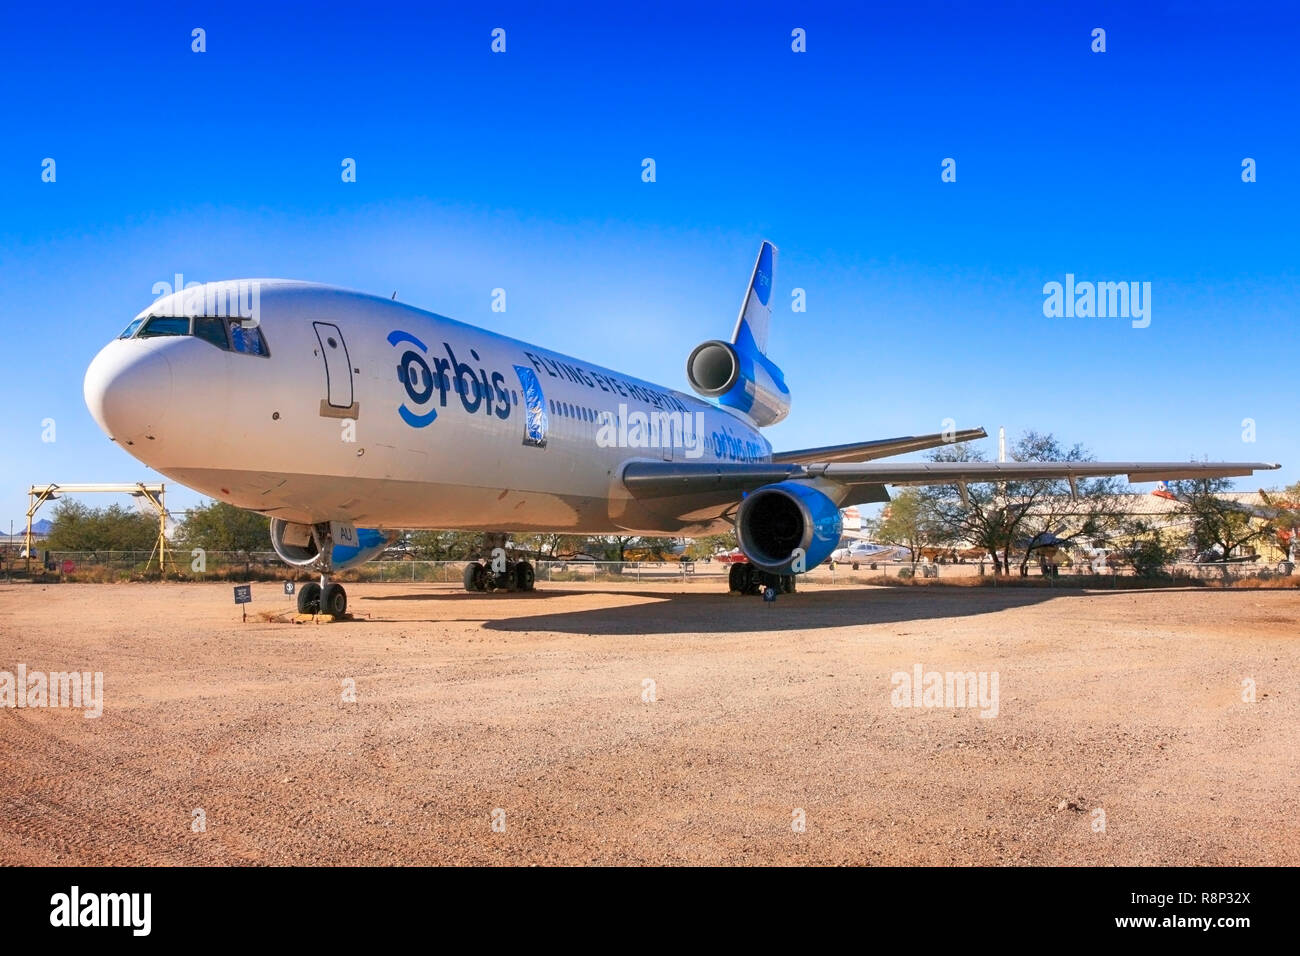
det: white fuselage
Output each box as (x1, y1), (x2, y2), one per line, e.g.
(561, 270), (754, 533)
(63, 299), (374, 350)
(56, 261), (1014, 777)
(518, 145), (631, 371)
(84, 281), (773, 535)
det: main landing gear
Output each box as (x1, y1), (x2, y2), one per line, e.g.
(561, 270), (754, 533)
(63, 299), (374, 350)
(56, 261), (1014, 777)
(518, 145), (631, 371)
(463, 558), (536, 592)
(462, 532), (536, 593)
(728, 562), (796, 596)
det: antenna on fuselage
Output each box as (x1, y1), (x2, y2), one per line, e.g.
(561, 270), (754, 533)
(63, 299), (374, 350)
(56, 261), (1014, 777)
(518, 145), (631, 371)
(391, 291), (397, 299)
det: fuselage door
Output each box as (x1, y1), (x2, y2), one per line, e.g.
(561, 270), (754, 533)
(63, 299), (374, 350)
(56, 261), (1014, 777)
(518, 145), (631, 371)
(313, 322), (355, 410)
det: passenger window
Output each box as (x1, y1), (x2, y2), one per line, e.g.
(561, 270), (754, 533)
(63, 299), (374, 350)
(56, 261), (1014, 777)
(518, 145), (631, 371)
(228, 321), (268, 356)
(194, 316), (230, 350)
(137, 316), (190, 338)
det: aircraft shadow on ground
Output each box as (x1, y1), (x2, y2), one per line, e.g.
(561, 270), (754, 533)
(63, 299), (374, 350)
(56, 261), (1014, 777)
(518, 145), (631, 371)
(350, 583), (1262, 634)
(449, 586), (1075, 635)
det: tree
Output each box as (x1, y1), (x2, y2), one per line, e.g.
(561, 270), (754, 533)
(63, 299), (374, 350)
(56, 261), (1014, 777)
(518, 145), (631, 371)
(1112, 517), (1178, 577)
(684, 532), (736, 560)
(630, 537), (680, 560)
(1002, 432), (1124, 576)
(45, 499), (160, 551)
(875, 489), (934, 570)
(594, 535), (634, 561)
(175, 501), (271, 555)
(919, 432), (1125, 575)
(1258, 482), (1300, 562)
(404, 531), (486, 560)
(918, 443), (1018, 574)
(1167, 477), (1275, 563)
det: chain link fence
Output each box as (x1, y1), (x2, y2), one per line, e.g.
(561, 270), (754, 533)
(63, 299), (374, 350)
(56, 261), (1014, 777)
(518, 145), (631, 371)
(11, 550), (1295, 586)
(23, 551), (727, 584)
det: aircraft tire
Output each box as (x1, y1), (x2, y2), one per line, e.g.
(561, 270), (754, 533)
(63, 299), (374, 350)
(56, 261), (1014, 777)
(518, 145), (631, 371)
(463, 562), (487, 591)
(297, 582), (321, 614)
(514, 561), (535, 591)
(728, 563), (748, 593)
(321, 583), (347, 616)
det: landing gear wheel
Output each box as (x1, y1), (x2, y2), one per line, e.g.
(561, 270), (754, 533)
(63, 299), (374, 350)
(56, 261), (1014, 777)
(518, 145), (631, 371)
(514, 561), (535, 591)
(297, 581), (321, 614)
(780, 574), (796, 594)
(463, 562), (487, 591)
(321, 582), (347, 616)
(728, 563), (749, 594)
(852, 562), (860, 570)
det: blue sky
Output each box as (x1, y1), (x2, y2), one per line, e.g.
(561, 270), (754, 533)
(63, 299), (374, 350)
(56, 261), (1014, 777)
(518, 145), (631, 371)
(2, 1), (1296, 528)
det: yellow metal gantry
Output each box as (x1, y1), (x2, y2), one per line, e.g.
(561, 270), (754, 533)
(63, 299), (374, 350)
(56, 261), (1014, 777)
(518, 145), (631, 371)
(25, 482), (170, 573)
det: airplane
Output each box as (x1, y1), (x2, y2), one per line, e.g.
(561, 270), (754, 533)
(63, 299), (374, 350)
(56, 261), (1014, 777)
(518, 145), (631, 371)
(829, 541), (909, 568)
(83, 241), (1279, 614)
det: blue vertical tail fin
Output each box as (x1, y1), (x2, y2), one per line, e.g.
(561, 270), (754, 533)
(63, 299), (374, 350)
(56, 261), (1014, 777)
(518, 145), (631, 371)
(731, 240), (776, 355)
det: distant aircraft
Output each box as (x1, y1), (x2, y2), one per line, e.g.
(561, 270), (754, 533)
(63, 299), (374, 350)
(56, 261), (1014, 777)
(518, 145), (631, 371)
(84, 242), (1278, 612)
(829, 541), (909, 568)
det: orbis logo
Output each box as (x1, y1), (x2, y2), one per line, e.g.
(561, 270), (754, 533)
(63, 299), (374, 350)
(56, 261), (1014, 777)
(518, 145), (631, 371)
(388, 329), (513, 428)
(389, 330), (439, 428)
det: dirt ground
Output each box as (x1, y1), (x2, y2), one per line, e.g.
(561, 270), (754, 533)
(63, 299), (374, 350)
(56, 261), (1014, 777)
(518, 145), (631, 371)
(0, 580), (1296, 865)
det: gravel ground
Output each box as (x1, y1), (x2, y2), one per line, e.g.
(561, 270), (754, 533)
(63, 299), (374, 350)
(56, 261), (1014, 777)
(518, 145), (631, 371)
(0, 580), (1296, 865)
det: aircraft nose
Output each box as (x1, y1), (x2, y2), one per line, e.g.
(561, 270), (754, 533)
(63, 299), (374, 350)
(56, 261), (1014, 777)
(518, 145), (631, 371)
(84, 341), (174, 443)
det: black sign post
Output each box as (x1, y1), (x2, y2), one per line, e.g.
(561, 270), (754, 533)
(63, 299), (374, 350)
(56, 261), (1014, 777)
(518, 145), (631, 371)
(233, 584), (252, 621)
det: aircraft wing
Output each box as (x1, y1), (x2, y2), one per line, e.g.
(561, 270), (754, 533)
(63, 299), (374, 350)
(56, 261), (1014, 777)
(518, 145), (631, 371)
(622, 459), (1280, 502)
(772, 428), (988, 464)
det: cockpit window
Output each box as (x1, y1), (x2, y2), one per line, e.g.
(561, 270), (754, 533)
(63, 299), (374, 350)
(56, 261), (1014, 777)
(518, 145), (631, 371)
(193, 316), (230, 350)
(118, 317), (145, 339)
(137, 316), (190, 338)
(228, 321), (268, 356)
(118, 313), (271, 357)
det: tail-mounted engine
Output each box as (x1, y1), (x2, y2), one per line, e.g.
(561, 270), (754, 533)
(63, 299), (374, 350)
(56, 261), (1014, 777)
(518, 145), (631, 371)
(735, 481), (842, 573)
(686, 339), (790, 427)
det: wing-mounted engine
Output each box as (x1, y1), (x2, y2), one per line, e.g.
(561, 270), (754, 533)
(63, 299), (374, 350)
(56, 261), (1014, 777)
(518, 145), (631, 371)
(270, 518), (393, 571)
(735, 481), (842, 573)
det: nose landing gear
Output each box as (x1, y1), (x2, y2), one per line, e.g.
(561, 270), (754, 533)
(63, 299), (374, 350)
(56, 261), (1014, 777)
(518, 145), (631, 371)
(295, 524), (348, 616)
(297, 576), (348, 615)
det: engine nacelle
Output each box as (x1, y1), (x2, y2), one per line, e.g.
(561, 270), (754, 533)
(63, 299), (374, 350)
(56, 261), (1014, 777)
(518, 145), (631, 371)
(735, 481), (842, 573)
(686, 339), (790, 427)
(270, 518), (393, 570)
